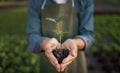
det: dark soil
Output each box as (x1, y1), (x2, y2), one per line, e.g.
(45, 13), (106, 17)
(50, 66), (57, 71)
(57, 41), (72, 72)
(52, 49), (69, 64)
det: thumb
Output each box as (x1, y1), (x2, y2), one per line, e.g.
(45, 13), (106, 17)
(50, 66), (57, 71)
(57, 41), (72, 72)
(57, 43), (61, 49)
(45, 45), (52, 54)
(46, 48), (52, 54)
(71, 48), (77, 57)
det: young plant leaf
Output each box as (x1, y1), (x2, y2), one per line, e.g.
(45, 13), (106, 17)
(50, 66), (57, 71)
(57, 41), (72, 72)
(45, 18), (56, 23)
(56, 16), (65, 23)
(52, 30), (62, 36)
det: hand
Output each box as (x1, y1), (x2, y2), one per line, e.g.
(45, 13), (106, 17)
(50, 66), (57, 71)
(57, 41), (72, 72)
(42, 38), (61, 72)
(60, 39), (78, 72)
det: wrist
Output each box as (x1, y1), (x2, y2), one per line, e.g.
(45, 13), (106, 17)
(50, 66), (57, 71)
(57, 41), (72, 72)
(72, 39), (85, 50)
(41, 38), (50, 51)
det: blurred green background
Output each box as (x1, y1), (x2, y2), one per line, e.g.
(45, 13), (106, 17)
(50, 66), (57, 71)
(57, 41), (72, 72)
(0, 0), (120, 73)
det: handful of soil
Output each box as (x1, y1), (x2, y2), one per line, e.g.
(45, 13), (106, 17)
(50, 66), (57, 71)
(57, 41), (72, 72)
(52, 49), (69, 64)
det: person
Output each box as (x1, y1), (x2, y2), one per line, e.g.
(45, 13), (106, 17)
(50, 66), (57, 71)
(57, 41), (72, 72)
(26, 0), (94, 72)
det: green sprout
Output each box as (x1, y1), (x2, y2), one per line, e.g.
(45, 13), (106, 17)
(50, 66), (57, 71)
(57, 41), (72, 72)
(46, 16), (68, 44)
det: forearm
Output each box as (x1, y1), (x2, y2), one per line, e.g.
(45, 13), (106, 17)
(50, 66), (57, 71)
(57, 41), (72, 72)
(75, 0), (94, 51)
(27, 0), (49, 53)
(26, 33), (48, 53)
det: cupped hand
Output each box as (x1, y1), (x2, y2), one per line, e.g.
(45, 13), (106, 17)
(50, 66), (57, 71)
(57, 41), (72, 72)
(60, 39), (78, 72)
(42, 38), (61, 72)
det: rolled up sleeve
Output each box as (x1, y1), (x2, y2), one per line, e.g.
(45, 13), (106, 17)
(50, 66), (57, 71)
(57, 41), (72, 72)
(26, 0), (48, 53)
(75, 0), (94, 51)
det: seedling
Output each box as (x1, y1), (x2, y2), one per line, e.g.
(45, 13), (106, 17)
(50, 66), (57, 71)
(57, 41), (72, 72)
(46, 16), (68, 44)
(46, 16), (69, 64)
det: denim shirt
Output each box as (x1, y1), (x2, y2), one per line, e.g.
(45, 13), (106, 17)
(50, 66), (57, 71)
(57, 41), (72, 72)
(26, 0), (94, 53)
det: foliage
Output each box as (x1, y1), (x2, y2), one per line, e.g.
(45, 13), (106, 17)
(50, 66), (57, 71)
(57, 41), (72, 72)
(0, 35), (40, 73)
(91, 15), (120, 52)
(0, 8), (27, 34)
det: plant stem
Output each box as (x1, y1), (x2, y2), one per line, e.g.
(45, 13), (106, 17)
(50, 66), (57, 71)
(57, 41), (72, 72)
(59, 35), (62, 44)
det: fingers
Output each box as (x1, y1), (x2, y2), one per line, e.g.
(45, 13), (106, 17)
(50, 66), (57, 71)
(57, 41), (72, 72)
(62, 43), (70, 50)
(60, 49), (77, 72)
(61, 60), (73, 72)
(56, 43), (61, 49)
(45, 52), (61, 71)
(44, 38), (61, 72)
(62, 54), (74, 64)
(62, 39), (77, 57)
(50, 60), (61, 72)
(45, 38), (60, 53)
(60, 39), (78, 72)
(45, 52), (58, 64)
(71, 46), (77, 57)
(60, 54), (77, 72)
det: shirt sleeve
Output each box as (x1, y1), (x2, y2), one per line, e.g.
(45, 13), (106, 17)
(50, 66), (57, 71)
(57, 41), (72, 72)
(26, 0), (49, 53)
(75, 0), (94, 52)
